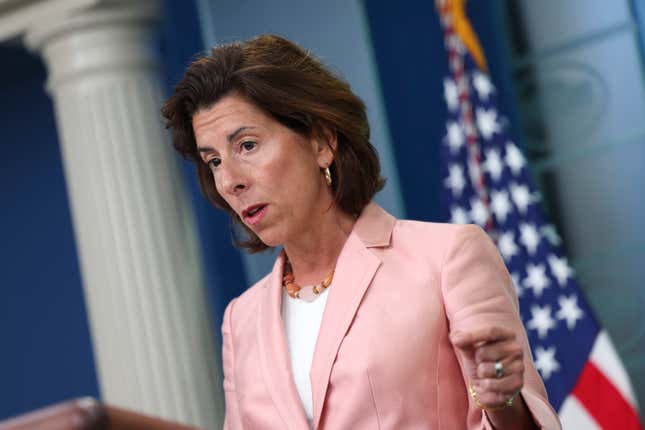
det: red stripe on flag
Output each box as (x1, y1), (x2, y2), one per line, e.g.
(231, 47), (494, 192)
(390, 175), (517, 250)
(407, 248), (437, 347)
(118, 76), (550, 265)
(572, 361), (643, 430)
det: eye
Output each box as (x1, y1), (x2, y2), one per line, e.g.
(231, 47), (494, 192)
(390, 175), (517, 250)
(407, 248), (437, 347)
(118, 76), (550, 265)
(207, 157), (221, 169)
(240, 140), (257, 152)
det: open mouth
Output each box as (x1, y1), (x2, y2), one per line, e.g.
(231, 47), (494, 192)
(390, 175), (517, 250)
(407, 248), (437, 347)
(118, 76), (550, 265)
(242, 204), (268, 225)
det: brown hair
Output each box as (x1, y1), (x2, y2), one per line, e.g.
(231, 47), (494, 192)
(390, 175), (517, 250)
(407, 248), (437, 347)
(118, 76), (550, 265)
(162, 34), (385, 252)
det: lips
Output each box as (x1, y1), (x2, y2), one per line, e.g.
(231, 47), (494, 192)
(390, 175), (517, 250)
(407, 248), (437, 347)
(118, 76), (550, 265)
(242, 203), (269, 226)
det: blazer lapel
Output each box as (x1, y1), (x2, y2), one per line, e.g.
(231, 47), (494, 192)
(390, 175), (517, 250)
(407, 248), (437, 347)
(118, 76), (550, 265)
(257, 251), (311, 430)
(310, 203), (395, 429)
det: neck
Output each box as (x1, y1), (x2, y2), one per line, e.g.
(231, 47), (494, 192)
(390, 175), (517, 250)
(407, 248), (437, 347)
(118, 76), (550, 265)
(283, 204), (355, 286)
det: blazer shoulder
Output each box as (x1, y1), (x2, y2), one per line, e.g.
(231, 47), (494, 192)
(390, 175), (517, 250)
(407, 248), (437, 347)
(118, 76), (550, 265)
(394, 219), (485, 247)
(396, 218), (484, 233)
(389, 220), (492, 266)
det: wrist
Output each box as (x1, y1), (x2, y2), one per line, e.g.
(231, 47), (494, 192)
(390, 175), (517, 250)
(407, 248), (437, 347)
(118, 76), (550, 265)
(484, 394), (538, 430)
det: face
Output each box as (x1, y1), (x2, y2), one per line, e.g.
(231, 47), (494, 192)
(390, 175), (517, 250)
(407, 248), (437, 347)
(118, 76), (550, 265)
(192, 94), (335, 247)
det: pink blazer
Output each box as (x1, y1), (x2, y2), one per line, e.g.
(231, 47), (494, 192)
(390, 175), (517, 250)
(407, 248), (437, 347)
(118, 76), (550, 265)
(221, 203), (561, 429)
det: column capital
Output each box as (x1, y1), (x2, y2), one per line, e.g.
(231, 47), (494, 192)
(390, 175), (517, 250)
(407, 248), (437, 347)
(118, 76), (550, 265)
(0, 0), (160, 43)
(22, 0), (161, 91)
(24, 1), (160, 49)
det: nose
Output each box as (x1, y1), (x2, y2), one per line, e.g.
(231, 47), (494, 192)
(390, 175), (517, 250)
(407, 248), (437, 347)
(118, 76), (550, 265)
(216, 161), (249, 197)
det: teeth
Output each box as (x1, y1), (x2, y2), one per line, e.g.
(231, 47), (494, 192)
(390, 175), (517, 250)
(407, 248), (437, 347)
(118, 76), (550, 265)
(248, 206), (262, 216)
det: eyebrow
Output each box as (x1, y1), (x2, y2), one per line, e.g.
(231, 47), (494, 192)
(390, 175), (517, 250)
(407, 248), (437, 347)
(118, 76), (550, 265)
(197, 126), (256, 154)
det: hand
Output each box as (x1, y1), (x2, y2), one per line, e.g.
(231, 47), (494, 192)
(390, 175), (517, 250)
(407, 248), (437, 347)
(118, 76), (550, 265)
(450, 326), (524, 410)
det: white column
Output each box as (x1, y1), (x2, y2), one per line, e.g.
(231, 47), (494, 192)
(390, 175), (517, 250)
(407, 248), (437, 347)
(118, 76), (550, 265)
(24, 2), (224, 429)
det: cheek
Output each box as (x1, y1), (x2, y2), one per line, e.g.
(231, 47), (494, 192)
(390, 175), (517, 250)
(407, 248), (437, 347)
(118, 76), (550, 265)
(270, 166), (317, 200)
(279, 151), (320, 186)
(256, 158), (296, 191)
(253, 138), (321, 200)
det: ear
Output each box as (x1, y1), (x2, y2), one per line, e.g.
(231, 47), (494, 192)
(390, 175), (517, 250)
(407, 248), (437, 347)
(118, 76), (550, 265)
(313, 127), (337, 169)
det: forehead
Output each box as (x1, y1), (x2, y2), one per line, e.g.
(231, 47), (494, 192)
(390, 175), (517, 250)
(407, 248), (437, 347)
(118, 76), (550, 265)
(192, 94), (269, 138)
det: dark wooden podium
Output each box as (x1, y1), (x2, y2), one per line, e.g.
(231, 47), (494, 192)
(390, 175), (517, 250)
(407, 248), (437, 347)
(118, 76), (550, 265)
(0, 398), (205, 430)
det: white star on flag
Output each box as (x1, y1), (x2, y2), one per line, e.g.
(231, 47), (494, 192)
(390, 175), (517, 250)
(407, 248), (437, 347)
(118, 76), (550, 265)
(472, 71), (494, 100)
(556, 294), (584, 330)
(444, 164), (466, 197)
(490, 189), (512, 224)
(524, 263), (550, 297)
(444, 78), (459, 112)
(527, 304), (557, 339)
(505, 142), (526, 176)
(510, 182), (533, 214)
(450, 206), (470, 224)
(469, 198), (489, 227)
(483, 148), (504, 182)
(475, 107), (501, 140)
(548, 254), (574, 287)
(498, 231), (519, 262)
(519, 223), (541, 255)
(445, 121), (465, 154)
(534, 345), (560, 380)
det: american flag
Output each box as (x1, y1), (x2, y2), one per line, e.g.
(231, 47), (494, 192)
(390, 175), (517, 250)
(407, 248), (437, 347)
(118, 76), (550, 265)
(436, 1), (642, 428)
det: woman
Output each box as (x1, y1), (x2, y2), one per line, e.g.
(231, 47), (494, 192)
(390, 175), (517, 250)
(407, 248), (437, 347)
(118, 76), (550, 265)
(162, 35), (561, 429)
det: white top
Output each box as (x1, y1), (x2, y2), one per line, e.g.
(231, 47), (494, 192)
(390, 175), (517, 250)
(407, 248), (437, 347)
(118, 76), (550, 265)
(281, 286), (330, 427)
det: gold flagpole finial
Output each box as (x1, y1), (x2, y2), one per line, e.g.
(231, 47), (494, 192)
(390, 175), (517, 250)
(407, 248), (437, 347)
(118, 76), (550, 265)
(437, 0), (488, 72)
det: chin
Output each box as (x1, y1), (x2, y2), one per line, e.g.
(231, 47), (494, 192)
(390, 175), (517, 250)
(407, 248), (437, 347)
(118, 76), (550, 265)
(252, 221), (292, 248)
(258, 236), (283, 248)
(253, 230), (284, 248)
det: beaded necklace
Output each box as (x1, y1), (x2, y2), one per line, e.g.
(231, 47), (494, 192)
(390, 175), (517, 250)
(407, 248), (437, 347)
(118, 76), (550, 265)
(282, 258), (334, 302)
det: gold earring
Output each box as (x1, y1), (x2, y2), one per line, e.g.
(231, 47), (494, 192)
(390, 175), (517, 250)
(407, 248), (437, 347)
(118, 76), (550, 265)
(324, 167), (332, 186)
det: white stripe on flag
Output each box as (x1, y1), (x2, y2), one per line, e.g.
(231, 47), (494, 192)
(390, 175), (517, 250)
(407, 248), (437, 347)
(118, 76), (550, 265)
(560, 396), (600, 430)
(590, 330), (638, 408)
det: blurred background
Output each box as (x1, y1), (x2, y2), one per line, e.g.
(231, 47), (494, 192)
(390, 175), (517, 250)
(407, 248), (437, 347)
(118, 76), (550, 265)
(1, 0), (644, 428)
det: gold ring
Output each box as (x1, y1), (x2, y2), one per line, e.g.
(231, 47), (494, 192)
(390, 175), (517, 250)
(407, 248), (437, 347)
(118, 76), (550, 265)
(468, 382), (518, 411)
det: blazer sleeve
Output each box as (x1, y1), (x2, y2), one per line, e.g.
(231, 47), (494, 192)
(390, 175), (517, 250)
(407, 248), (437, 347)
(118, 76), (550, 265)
(222, 298), (244, 430)
(441, 224), (562, 430)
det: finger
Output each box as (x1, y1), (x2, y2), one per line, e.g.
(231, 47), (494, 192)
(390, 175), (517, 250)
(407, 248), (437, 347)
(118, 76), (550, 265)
(450, 326), (515, 349)
(476, 358), (524, 379)
(472, 373), (524, 397)
(474, 340), (523, 364)
(470, 388), (520, 410)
